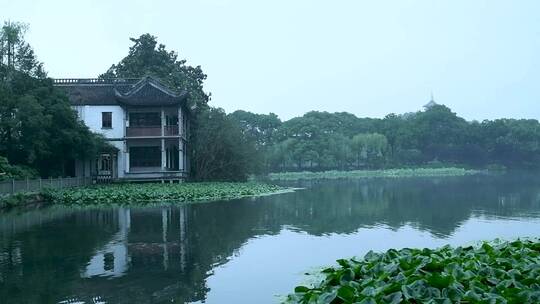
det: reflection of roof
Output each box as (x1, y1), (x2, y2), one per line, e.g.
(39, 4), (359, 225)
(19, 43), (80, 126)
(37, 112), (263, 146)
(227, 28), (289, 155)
(54, 76), (188, 107)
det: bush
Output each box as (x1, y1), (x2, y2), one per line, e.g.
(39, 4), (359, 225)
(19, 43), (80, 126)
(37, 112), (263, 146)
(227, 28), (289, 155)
(0, 192), (40, 208)
(0, 156), (38, 181)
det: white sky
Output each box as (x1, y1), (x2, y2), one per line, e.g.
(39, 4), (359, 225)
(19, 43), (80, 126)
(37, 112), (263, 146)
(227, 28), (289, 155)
(2, 0), (540, 120)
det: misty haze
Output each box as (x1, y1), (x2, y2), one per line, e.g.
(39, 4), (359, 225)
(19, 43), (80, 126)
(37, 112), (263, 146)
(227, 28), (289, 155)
(1, 1), (540, 304)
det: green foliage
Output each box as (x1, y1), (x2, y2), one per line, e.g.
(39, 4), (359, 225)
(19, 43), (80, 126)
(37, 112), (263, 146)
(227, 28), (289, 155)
(0, 21), (45, 78)
(0, 156), (37, 180)
(100, 33), (209, 109)
(0, 21), (108, 177)
(286, 239), (540, 304)
(102, 34), (260, 181)
(235, 105), (540, 172)
(41, 182), (284, 205)
(229, 110), (282, 147)
(351, 133), (389, 169)
(229, 110), (282, 172)
(0, 192), (40, 208)
(268, 168), (479, 181)
(191, 107), (261, 181)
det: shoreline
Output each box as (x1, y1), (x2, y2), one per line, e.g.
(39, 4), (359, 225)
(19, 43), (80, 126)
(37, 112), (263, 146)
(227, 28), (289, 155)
(0, 182), (293, 210)
(268, 167), (482, 181)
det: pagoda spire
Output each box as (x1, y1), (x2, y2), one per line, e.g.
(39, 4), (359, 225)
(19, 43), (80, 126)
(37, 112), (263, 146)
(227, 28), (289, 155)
(423, 91), (438, 109)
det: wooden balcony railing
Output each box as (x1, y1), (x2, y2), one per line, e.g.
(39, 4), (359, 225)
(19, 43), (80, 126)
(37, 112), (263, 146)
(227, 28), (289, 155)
(126, 126), (180, 137)
(126, 127), (161, 137)
(164, 126), (179, 136)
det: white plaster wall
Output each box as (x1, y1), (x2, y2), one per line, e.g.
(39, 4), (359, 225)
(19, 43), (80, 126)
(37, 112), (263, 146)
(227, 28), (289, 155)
(74, 105), (125, 138)
(109, 141), (125, 178)
(81, 208), (131, 278)
(74, 106), (126, 177)
(72, 104), (189, 178)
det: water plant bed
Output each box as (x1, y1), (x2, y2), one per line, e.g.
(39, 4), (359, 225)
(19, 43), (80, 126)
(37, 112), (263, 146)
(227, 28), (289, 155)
(286, 239), (540, 304)
(0, 192), (42, 209)
(269, 168), (480, 181)
(41, 182), (286, 205)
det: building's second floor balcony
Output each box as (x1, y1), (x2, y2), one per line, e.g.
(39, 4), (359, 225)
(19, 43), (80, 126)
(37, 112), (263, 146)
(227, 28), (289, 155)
(126, 126), (179, 137)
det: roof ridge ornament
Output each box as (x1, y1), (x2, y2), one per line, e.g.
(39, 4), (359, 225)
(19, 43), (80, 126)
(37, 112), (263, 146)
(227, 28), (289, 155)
(114, 76), (188, 106)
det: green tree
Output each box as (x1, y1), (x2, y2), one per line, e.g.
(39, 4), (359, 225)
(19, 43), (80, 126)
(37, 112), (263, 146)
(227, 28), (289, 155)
(0, 156), (37, 181)
(228, 110), (281, 147)
(351, 133), (388, 169)
(0, 21), (45, 78)
(409, 105), (468, 163)
(229, 110), (282, 172)
(101, 34), (209, 109)
(102, 34), (261, 180)
(0, 21), (107, 177)
(191, 108), (259, 181)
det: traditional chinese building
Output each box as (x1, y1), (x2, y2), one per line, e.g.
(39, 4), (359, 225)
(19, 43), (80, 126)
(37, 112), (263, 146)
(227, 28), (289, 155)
(54, 76), (189, 181)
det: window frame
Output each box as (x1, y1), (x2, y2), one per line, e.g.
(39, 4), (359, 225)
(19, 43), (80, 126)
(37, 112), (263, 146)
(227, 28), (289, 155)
(102, 112), (112, 129)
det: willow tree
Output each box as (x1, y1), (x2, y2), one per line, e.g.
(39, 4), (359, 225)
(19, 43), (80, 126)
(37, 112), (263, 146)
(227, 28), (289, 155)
(351, 133), (388, 169)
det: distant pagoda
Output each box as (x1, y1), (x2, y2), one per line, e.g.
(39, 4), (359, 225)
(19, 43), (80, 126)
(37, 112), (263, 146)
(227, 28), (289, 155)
(423, 92), (439, 109)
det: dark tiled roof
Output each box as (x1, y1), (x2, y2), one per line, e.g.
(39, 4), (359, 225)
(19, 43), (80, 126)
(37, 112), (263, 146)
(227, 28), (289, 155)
(115, 77), (188, 106)
(54, 77), (187, 107)
(57, 83), (132, 105)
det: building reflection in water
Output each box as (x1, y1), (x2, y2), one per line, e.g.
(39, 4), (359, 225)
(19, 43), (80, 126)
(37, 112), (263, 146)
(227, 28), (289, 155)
(81, 206), (190, 279)
(81, 208), (131, 278)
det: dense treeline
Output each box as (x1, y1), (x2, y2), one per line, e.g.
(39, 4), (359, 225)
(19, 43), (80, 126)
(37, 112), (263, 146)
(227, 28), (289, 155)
(229, 106), (540, 172)
(0, 22), (107, 180)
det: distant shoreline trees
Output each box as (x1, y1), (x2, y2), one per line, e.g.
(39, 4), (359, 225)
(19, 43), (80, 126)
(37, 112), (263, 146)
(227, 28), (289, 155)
(229, 106), (540, 172)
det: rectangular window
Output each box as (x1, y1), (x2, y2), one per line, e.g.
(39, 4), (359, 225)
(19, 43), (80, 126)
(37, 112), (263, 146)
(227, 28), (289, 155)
(129, 112), (160, 127)
(130, 146), (161, 167)
(102, 112), (112, 128)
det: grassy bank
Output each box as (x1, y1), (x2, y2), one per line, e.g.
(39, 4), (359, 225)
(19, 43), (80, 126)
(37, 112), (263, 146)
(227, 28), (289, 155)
(40, 182), (286, 206)
(286, 239), (540, 304)
(269, 167), (480, 181)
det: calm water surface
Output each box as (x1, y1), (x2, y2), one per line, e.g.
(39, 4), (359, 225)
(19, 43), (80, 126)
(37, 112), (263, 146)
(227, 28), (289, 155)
(1, 174), (540, 303)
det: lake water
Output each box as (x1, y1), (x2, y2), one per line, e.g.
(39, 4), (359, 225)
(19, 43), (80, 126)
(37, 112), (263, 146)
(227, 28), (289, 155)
(1, 173), (540, 303)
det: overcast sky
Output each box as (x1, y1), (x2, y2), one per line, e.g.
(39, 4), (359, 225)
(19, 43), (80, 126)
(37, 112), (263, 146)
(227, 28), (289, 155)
(3, 0), (540, 121)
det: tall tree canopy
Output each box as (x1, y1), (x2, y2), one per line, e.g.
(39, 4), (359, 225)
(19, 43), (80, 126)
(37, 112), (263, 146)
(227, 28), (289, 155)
(101, 34), (209, 109)
(0, 21), (45, 78)
(103, 34), (258, 181)
(192, 108), (259, 181)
